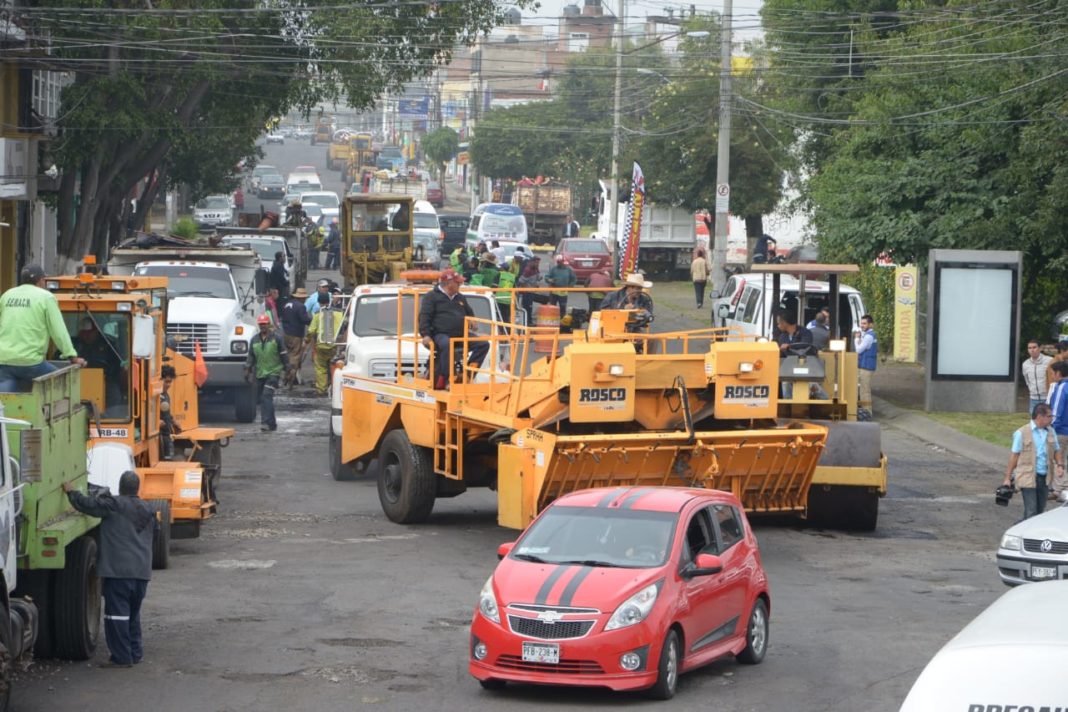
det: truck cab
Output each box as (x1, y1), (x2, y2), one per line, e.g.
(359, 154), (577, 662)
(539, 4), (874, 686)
(116, 258), (262, 422)
(328, 281), (504, 480)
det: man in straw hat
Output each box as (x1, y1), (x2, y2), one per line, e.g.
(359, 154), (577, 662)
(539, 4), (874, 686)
(281, 287), (312, 385)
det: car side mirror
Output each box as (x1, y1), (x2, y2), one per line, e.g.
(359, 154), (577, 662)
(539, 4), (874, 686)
(682, 553), (723, 578)
(254, 268), (268, 297)
(717, 304), (731, 319)
(497, 541), (515, 560)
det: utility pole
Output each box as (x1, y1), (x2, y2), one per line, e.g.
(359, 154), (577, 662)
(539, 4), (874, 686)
(710, 0), (732, 293)
(470, 44), (482, 213)
(609, 0), (625, 277)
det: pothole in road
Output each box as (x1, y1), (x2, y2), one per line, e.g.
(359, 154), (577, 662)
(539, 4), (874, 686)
(867, 527), (938, 541)
(318, 638), (402, 649)
(424, 617), (473, 631)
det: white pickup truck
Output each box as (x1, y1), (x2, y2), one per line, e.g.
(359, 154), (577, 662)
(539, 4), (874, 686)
(328, 283), (503, 480)
(109, 247), (265, 422)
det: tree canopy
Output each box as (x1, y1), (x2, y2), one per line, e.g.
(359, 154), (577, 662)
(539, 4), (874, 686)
(19, 0), (524, 261)
(422, 127), (460, 181)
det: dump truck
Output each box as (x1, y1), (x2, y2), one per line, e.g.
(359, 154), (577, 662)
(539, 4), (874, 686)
(337, 296), (833, 530)
(0, 405), (42, 698)
(370, 175), (427, 201)
(46, 272), (235, 557)
(2, 368), (102, 660)
(593, 180), (697, 280)
(312, 116), (333, 146)
(109, 244), (266, 422)
(512, 181), (572, 246)
(340, 194), (417, 289)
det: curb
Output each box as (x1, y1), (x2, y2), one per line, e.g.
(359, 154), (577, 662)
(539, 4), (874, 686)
(874, 396), (1006, 475)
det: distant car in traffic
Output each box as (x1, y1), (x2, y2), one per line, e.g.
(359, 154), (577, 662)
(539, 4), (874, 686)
(554, 238), (612, 284)
(426, 181), (446, 208)
(193, 195), (233, 230)
(294, 127), (311, 139)
(265, 132), (284, 145)
(438, 214), (470, 255)
(247, 164), (278, 193)
(299, 190), (340, 222)
(996, 495), (1068, 586)
(488, 240), (533, 266)
(469, 487), (770, 699)
(257, 174), (286, 200)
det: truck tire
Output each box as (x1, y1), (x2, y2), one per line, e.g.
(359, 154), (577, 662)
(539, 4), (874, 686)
(329, 419), (357, 481)
(0, 597), (13, 712)
(53, 536), (100, 660)
(377, 429), (435, 523)
(13, 571), (52, 658)
(234, 383), (257, 423)
(150, 499), (172, 570)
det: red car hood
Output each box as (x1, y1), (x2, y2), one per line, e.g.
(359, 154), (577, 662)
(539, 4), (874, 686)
(494, 559), (662, 611)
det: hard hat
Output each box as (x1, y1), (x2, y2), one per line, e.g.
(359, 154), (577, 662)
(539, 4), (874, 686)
(554, 255), (565, 263)
(256, 314), (271, 325)
(439, 268), (464, 283)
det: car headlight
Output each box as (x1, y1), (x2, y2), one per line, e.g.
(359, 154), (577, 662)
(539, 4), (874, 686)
(479, 576), (500, 624)
(1000, 534), (1022, 551)
(231, 340), (248, 354)
(605, 582), (660, 631)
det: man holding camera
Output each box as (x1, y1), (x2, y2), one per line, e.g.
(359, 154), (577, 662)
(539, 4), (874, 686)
(1002, 403), (1063, 520)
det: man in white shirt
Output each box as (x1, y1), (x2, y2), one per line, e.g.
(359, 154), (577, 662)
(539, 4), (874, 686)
(1023, 339), (1053, 413)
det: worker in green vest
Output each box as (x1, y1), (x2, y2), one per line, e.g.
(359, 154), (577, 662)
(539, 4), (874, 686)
(245, 314), (290, 432)
(496, 268), (517, 324)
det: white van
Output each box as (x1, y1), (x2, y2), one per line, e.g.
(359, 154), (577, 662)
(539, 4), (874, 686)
(712, 272), (866, 339)
(466, 203), (527, 245)
(899, 580), (1068, 711)
(299, 190), (340, 221)
(286, 171), (323, 196)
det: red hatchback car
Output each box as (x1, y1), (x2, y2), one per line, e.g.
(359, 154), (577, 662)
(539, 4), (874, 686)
(554, 238), (612, 284)
(469, 487), (770, 699)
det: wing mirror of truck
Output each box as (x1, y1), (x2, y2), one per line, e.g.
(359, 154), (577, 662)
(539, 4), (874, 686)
(254, 267), (268, 297)
(717, 304), (731, 319)
(131, 314), (156, 359)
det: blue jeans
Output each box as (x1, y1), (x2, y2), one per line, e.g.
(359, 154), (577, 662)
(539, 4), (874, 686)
(0, 361), (57, 392)
(103, 577), (148, 664)
(257, 375), (280, 428)
(1021, 475), (1048, 520)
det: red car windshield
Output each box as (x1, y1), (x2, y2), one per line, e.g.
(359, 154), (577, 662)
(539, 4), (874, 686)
(511, 506), (677, 569)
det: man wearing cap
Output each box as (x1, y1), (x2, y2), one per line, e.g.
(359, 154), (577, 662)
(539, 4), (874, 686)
(281, 287), (312, 383)
(473, 252), (500, 288)
(245, 314), (290, 432)
(546, 255), (577, 316)
(305, 279), (332, 315)
(62, 471), (156, 668)
(419, 269), (490, 389)
(0, 263), (86, 391)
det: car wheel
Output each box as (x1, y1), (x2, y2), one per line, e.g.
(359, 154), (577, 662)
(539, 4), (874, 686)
(478, 679), (506, 691)
(646, 629), (680, 700)
(736, 598), (769, 664)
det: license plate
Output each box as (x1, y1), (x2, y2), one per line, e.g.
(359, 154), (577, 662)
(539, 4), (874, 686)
(522, 641), (560, 664)
(1031, 565), (1057, 580)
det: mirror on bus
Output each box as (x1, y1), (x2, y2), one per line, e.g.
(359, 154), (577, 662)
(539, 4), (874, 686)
(131, 314), (156, 359)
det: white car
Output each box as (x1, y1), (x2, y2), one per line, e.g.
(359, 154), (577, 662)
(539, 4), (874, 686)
(299, 190), (340, 222)
(412, 200), (441, 266)
(996, 495), (1068, 585)
(193, 195), (233, 229)
(900, 580), (1068, 711)
(265, 133), (284, 145)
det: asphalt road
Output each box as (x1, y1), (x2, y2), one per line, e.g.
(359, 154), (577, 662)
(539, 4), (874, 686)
(11, 143), (1023, 711)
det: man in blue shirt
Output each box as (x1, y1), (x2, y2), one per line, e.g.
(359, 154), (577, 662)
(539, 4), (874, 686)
(305, 279), (332, 315)
(1003, 403), (1063, 520)
(1046, 360), (1068, 498)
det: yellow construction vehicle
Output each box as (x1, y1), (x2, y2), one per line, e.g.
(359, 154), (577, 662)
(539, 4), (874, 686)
(751, 263), (888, 530)
(339, 294), (830, 531)
(340, 194), (417, 289)
(45, 271), (234, 564)
(340, 132), (377, 191)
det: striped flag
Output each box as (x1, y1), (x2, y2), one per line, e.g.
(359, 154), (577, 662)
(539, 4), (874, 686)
(618, 162), (646, 279)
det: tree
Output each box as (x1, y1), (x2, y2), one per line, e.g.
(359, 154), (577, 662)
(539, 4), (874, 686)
(422, 127), (460, 182)
(20, 0), (525, 264)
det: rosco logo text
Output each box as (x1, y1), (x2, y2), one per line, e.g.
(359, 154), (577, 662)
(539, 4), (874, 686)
(723, 385), (770, 400)
(578, 388), (626, 403)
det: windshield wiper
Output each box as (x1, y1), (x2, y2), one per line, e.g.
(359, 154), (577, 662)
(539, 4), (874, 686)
(175, 290), (219, 298)
(511, 553), (549, 564)
(361, 327), (395, 335)
(555, 559), (616, 568)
